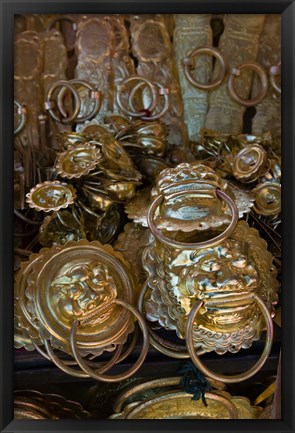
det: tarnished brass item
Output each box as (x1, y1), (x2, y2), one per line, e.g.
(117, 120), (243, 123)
(173, 14), (213, 143)
(183, 47), (226, 90)
(116, 75), (170, 121)
(228, 62), (268, 107)
(14, 100), (27, 135)
(269, 62), (281, 94)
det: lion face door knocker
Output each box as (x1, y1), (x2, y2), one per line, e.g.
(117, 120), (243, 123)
(140, 163), (278, 383)
(15, 240), (149, 382)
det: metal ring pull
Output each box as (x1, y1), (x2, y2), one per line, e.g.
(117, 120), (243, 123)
(14, 100), (27, 135)
(45, 80), (81, 124)
(138, 280), (192, 359)
(147, 189), (239, 250)
(57, 79), (103, 123)
(185, 293), (274, 383)
(183, 47), (226, 90)
(228, 62), (268, 106)
(129, 81), (170, 121)
(70, 298), (149, 382)
(269, 62), (281, 94)
(116, 76), (158, 117)
(116, 75), (169, 121)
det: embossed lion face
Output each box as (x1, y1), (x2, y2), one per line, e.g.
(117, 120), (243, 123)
(50, 261), (117, 323)
(174, 240), (259, 331)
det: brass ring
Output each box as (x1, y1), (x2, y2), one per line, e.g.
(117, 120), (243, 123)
(228, 62), (268, 106)
(129, 81), (170, 121)
(269, 62), (281, 94)
(138, 280), (191, 359)
(43, 338), (124, 378)
(147, 189), (239, 249)
(70, 298), (149, 382)
(45, 80), (81, 124)
(127, 81), (159, 116)
(116, 76), (158, 117)
(183, 46), (226, 90)
(113, 376), (225, 413)
(57, 79), (102, 122)
(14, 100), (26, 135)
(124, 391), (239, 419)
(185, 293), (274, 384)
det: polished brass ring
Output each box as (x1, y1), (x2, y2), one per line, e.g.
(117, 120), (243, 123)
(45, 80), (81, 124)
(185, 293), (274, 384)
(116, 76), (158, 117)
(14, 100), (27, 135)
(70, 298), (149, 382)
(57, 79), (102, 122)
(128, 81), (170, 121)
(269, 62), (281, 94)
(183, 47), (226, 90)
(43, 338), (125, 378)
(138, 279), (191, 359)
(228, 62), (268, 106)
(147, 189), (239, 249)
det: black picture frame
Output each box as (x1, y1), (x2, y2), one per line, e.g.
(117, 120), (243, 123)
(1, 1), (294, 432)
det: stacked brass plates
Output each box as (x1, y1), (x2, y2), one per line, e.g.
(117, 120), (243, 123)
(14, 240), (149, 382)
(14, 390), (91, 419)
(139, 162), (279, 383)
(110, 377), (262, 419)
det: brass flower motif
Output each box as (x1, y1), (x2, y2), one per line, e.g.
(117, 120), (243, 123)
(26, 181), (77, 213)
(55, 145), (102, 179)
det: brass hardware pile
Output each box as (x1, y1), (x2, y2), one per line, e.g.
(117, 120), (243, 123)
(14, 13), (281, 418)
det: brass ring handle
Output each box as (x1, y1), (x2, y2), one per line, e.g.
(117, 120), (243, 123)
(113, 376), (225, 413)
(127, 81), (159, 116)
(46, 16), (77, 52)
(147, 189), (239, 249)
(57, 79), (103, 122)
(138, 279), (192, 359)
(183, 46), (226, 90)
(45, 80), (81, 124)
(228, 62), (268, 106)
(185, 293), (274, 384)
(116, 76), (158, 117)
(14, 100), (27, 135)
(70, 298), (150, 382)
(129, 81), (170, 121)
(124, 391), (239, 419)
(269, 62), (281, 94)
(43, 338), (124, 378)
